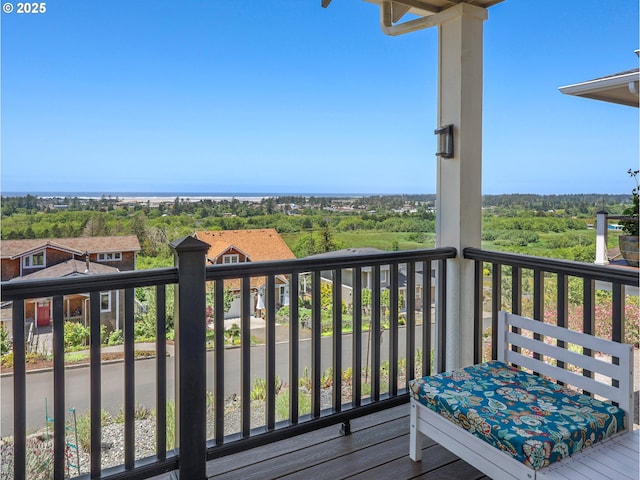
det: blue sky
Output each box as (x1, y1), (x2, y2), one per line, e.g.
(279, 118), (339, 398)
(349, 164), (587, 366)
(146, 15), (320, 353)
(1, 0), (638, 195)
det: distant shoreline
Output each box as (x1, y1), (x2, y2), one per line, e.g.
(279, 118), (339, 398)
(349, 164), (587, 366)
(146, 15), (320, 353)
(0, 192), (388, 202)
(2, 193), (271, 203)
(118, 195), (267, 203)
(1, 192), (627, 201)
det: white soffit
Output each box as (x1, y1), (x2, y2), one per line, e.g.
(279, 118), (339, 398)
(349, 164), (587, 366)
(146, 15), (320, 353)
(559, 69), (640, 108)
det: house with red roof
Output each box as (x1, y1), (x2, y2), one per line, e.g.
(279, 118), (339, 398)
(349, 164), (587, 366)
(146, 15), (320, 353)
(194, 229), (296, 317)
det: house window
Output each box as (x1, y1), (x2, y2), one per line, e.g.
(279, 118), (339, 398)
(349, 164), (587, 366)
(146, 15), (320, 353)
(381, 270), (388, 283)
(97, 252), (122, 262)
(23, 252), (45, 268)
(100, 292), (111, 312)
(223, 254), (239, 264)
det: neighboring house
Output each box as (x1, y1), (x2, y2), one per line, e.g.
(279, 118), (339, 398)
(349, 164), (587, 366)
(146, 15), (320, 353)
(559, 57), (639, 269)
(194, 229), (296, 318)
(306, 248), (435, 313)
(0, 236), (141, 332)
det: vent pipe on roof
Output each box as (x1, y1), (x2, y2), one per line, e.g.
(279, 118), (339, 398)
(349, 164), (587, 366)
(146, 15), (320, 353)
(85, 252), (90, 273)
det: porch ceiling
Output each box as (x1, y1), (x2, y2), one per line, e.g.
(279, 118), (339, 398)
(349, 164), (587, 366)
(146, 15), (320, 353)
(324, 0), (503, 20)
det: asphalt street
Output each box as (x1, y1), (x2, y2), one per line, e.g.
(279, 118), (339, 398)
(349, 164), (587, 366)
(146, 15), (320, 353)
(1, 328), (420, 436)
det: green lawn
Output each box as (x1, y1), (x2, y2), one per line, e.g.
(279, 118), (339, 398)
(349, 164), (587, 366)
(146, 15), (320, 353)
(281, 231), (436, 254)
(283, 228), (606, 263)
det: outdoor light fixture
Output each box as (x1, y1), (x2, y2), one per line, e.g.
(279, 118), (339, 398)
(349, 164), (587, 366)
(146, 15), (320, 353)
(434, 124), (454, 158)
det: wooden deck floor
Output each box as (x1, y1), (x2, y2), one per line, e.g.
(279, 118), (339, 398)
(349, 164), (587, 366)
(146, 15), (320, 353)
(202, 404), (488, 480)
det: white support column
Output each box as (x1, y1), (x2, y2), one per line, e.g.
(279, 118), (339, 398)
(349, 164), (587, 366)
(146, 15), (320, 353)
(435, 4), (487, 369)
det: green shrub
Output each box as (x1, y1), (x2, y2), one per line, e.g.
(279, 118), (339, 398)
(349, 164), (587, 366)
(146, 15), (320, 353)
(100, 324), (109, 345)
(1, 351), (14, 368)
(206, 327), (215, 343)
(275, 306), (290, 324)
(275, 389), (311, 421)
(225, 323), (241, 345)
(107, 329), (123, 346)
(0, 324), (11, 356)
(299, 366), (312, 391)
(300, 309), (312, 328)
(134, 313), (156, 340)
(114, 404), (152, 423)
(63, 322), (89, 349)
(251, 376), (283, 401)
(320, 368), (333, 388)
(76, 409), (110, 452)
(163, 401), (176, 451)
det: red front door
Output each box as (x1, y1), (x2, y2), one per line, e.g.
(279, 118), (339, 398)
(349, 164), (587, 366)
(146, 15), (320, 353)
(37, 304), (51, 327)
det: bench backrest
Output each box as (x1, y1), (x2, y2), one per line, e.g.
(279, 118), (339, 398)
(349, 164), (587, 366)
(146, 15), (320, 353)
(498, 311), (634, 432)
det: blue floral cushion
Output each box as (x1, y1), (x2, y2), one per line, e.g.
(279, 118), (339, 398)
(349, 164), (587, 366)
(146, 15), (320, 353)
(409, 360), (625, 470)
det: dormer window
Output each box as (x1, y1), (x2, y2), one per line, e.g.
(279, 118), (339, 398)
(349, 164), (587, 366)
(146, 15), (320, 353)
(23, 252), (45, 268)
(97, 252), (122, 262)
(223, 254), (239, 264)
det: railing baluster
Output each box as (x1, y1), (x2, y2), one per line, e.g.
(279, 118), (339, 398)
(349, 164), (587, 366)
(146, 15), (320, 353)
(491, 263), (501, 360)
(436, 259), (446, 373)
(266, 275), (276, 430)
(389, 263), (398, 397)
(289, 273), (299, 424)
(312, 271), (321, 417)
(511, 265), (522, 315)
(352, 267), (362, 407)
(583, 277), (595, 383)
(406, 261), (416, 385)
(511, 265), (522, 358)
(241, 277), (251, 437)
(611, 283), (623, 389)
(371, 265), (381, 402)
(332, 269), (342, 413)
(611, 283), (624, 343)
(124, 288), (135, 468)
(156, 285), (167, 458)
(532, 269), (544, 363)
(473, 259), (483, 364)
(12, 300), (25, 480)
(556, 273), (568, 373)
(90, 291), (102, 477)
(214, 279), (225, 444)
(422, 260), (432, 377)
(52, 295), (65, 479)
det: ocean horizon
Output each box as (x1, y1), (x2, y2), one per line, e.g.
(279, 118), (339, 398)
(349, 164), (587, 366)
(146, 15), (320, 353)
(1, 191), (424, 199)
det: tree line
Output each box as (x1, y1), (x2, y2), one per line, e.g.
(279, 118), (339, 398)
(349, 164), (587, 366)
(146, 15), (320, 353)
(1, 193), (632, 263)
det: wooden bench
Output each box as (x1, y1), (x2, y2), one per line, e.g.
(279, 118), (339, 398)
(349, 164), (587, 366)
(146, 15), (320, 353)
(409, 311), (636, 480)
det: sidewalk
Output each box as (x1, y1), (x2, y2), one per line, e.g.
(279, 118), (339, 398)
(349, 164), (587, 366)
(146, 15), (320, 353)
(29, 317), (305, 357)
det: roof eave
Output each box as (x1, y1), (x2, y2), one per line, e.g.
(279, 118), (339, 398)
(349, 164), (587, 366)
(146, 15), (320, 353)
(559, 70), (640, 108)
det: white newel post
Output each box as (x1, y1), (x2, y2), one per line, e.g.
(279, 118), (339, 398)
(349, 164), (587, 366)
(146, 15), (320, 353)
(435, 4), (486, 370)
(595, 211), (609, 265)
